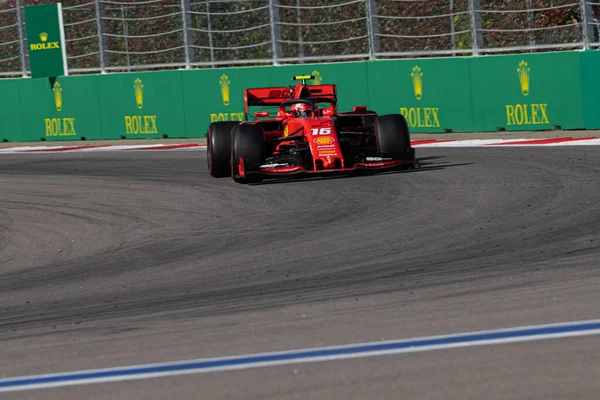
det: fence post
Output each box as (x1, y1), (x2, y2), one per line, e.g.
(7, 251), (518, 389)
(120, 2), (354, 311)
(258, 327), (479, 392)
(95, 0), (109, 73)
(450, 0), (456, 55)
(181, 0), (194, 68)
(296, 0), (304, 61)
(268, 0), (282, 65)
(526, 0), (535, 48)
(366, 0), (379, 59)
(15, 0), (29, 77)
(120, 6), (131, 71)
(580, 0), (593, 50)
(205, 2), (215, 66)
(469, 0), (483, 55)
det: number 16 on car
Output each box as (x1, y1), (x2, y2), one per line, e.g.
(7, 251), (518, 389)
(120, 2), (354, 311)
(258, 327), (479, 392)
(311, 128), (331, 135)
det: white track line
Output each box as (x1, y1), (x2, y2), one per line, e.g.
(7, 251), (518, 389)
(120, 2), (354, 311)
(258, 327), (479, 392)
(1, 138), (600, 154)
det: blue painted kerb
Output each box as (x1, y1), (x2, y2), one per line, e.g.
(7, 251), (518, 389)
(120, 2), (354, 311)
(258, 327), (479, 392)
(2, 320), (600, 389)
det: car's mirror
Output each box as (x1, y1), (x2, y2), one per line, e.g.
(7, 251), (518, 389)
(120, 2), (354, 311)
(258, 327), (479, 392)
(254, 111), (270, 118)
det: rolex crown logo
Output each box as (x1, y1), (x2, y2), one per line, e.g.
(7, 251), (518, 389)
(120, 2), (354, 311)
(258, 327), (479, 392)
(411, 66), (423, 100)
(517, 60), (530, 97)
(134, 78), (144, 109)
(220, 74), (230, 107)
(312, 70), (322, 85)
(40, 32), (48, 42)
(52, 82), (63, 112)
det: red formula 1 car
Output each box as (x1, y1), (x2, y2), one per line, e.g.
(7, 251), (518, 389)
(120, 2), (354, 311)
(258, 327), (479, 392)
(206, 75), (416, 184)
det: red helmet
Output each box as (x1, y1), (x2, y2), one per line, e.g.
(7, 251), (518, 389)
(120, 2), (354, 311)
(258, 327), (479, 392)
(292, 102), (311, 117)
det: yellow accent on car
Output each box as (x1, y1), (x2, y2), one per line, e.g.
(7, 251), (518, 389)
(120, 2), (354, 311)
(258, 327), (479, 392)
(292, 75), (314, 81)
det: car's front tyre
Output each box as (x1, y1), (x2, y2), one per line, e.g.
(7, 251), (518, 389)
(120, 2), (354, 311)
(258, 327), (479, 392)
(374, 114), (414, 163)
(231, 124), (265, 184)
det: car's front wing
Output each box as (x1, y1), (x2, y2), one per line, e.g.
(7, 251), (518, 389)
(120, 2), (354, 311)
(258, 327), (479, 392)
(255, 159), (415, 177)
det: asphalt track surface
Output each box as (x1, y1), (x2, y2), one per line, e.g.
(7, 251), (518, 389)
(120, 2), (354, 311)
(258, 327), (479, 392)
(0, 146), (599, 399)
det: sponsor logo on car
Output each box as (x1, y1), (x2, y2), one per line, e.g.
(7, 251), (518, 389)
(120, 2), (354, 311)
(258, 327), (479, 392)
(366, 157), (393, 162)
(318, 150), (337, 156)
(268, 89), (288, 98)
(260, 163), (290, 168)
(314, 137), (334, 145)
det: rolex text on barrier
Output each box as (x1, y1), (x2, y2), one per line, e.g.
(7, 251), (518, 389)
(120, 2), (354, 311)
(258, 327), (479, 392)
(400, 66), (441, 129)
(124, 78), (160, 135)
(16, 75), (103, 142)
(504, 61), (550, 126)
(24, 3), (68, 79)
(44, 82), (77, 138)
(365, 58), (474, 133)
(469, 52), (583, 132)
(97, 72), (187, 140)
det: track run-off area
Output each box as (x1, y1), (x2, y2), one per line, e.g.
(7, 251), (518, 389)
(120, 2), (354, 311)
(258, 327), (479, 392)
(0, 135), (599, 399)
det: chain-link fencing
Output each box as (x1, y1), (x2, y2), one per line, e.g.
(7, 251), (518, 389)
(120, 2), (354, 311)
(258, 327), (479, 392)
(0, 0), (598, 77)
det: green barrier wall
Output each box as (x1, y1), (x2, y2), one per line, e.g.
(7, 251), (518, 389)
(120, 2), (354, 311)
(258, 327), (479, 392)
(580, 51), (600, 129)
(1, 51), (599, 143)
(366, 58), (473, 133)
(17, 75), (104, 142)
(470, 52), (584, 132)
(181, 66), (271, 136)
(98, 71), (186, 140)
(0, 79), (23, 142)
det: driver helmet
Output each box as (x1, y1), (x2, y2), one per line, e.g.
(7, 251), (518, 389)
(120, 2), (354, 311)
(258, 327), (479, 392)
(292, 102), (312, 117)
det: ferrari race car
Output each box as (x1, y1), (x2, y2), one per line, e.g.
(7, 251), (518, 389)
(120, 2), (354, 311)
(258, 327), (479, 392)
(206, 75), (416, 184)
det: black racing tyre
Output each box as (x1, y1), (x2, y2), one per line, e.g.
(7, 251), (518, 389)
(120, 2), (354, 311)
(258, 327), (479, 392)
(231, 124), (265, 184)
(374, 114), (413, 160)
(207, 121), (238, 178)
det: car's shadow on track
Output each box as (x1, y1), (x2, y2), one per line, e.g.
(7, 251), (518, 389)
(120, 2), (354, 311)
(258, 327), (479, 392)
(249, 156), (474, 186)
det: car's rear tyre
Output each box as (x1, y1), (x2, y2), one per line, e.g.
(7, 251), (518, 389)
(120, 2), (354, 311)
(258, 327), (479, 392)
(231, 124), (265, 184)
(207, 121), (238, 178)
(374, 114), (414, 162)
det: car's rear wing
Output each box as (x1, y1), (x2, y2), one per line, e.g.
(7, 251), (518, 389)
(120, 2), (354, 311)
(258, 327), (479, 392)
(244, 84), (337, 117)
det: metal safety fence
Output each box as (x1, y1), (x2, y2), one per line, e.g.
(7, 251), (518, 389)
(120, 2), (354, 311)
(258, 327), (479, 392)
(1, 0), (599, 77)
